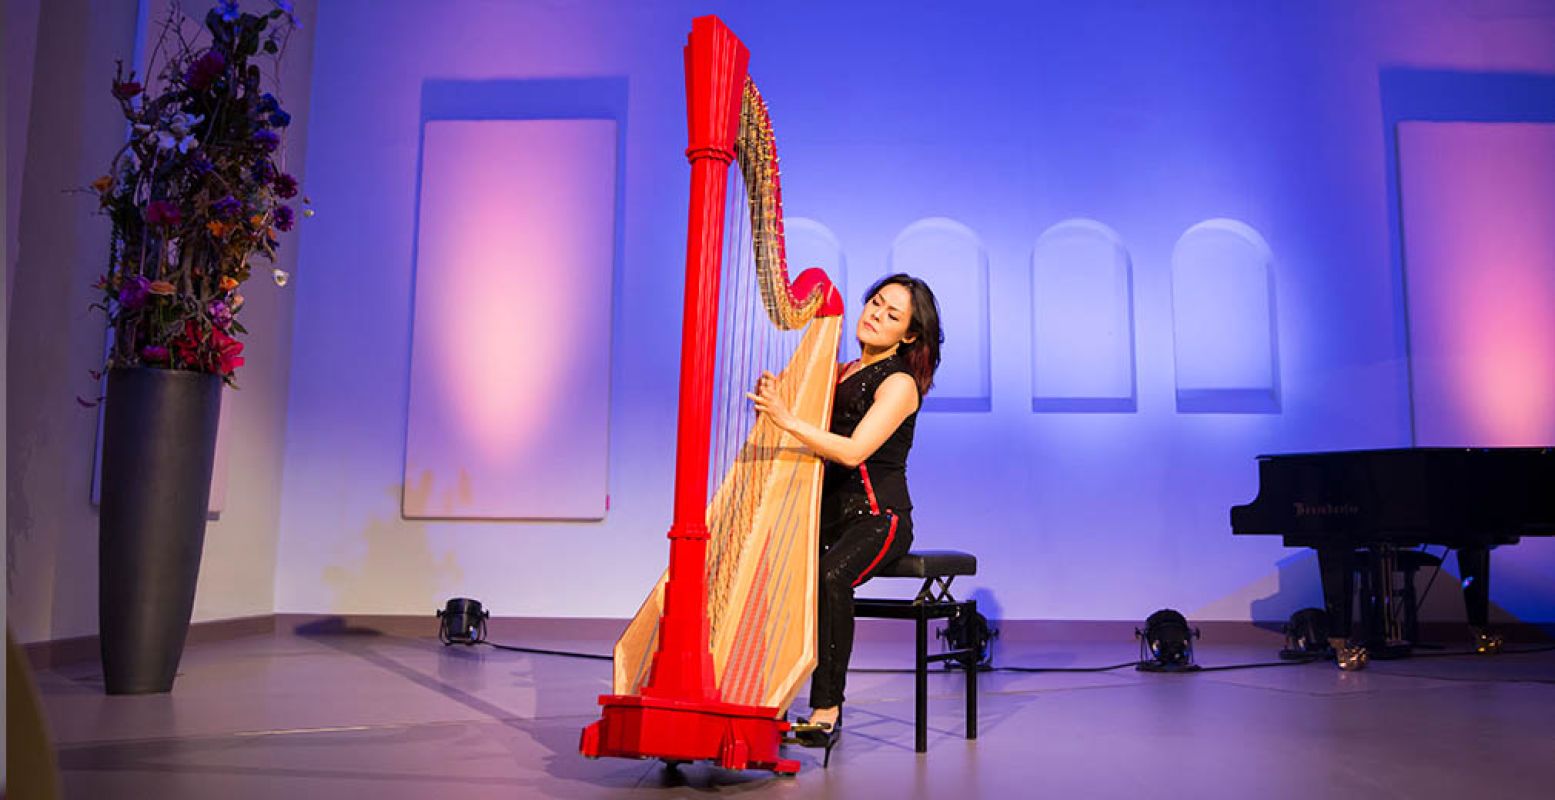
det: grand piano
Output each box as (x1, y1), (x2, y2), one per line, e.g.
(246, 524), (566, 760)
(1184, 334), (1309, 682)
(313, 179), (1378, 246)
(1231, 447), (1555, 667)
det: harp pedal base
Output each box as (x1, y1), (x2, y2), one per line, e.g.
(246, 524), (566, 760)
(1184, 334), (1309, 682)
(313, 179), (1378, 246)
(581, 694), (799, 775)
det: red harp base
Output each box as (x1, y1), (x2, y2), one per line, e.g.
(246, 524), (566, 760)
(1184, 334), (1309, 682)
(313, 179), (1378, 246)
(580, 694), (799, 775)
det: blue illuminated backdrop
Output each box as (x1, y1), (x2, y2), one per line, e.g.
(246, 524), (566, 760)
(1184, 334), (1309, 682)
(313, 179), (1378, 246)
(274, 1), (1555, 626)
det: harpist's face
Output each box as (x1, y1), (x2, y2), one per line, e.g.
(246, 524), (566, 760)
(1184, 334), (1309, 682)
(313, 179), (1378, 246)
(857, 283), (916, 351)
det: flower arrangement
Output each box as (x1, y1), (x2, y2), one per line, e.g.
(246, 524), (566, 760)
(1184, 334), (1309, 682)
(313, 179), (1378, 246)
(90, 0), (305, 386)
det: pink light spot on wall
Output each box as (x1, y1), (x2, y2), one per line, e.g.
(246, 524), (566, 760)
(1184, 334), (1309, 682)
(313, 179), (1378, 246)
(404, 119), (616, 519)
(1398, 122), (1555, 447)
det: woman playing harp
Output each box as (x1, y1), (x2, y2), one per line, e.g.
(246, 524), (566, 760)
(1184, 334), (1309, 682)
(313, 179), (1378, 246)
(750, 273), (944, 753)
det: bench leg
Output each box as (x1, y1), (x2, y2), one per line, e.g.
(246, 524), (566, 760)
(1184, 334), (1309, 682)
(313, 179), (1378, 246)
(967, 661), (977, 740)
(915, 614), (928, 753)
(966, 601), (978, 740)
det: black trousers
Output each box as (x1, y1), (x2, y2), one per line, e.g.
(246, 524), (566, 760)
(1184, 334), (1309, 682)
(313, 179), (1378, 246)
(808, 502), (914, 709)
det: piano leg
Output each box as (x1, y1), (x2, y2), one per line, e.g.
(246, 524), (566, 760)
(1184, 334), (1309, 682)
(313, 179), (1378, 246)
(1456, 547), (1504, 654)
(1316, 546), (1367, 668)
(1356, 553), (1381, 647)
(1316, 547), (1354, 639)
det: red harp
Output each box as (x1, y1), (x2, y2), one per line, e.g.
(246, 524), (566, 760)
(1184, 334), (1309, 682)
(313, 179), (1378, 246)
(579, 15), (844, 774)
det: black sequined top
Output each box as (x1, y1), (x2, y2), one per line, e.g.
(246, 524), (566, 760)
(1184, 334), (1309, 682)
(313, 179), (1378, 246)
(821, 354), (919, 517)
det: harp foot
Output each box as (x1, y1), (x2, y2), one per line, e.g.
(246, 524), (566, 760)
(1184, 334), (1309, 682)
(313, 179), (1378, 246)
(581, 693), (799, 775)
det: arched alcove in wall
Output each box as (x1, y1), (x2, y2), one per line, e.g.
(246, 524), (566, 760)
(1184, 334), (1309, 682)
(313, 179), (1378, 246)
(1170, 218), (1281, 413)
(1031, 218), (1137, 412)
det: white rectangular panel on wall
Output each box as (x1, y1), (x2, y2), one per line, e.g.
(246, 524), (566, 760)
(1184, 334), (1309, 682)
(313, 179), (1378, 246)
(1398, 122), (1555, 447)
(404, 119), (616, 519)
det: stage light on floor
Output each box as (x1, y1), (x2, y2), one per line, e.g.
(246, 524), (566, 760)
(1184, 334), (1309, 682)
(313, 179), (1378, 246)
(1135, 608), (1200, 672)
(437, 597), (489, 646)
(1280, 607), (1333, 660)
(937, 605), (999, 670)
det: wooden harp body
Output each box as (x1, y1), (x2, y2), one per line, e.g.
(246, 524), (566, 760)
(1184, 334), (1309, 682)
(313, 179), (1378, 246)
(580, 15), (843, 774)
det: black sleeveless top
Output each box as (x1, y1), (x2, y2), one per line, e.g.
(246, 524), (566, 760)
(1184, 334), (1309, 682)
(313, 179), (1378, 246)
(821, 354), (919, 517)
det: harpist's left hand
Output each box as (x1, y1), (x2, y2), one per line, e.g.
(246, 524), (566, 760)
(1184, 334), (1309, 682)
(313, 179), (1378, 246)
(746, 371), (797, 432)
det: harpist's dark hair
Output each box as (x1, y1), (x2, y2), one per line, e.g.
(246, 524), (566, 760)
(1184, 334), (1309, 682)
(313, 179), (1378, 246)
(863, 273), (943, 396)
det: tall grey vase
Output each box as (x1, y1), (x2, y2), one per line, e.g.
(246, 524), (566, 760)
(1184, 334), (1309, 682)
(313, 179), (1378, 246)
(98, 367), (222, 695)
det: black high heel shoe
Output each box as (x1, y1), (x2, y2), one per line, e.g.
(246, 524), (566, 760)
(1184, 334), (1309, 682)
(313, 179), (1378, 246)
(789, 710), (842, 767)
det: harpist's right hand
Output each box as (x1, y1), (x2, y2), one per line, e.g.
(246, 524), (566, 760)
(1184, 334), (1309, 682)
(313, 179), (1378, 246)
(746, 372), (796, 432)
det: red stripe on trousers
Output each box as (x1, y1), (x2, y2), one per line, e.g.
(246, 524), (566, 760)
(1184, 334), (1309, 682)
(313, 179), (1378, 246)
(852, 512), (898, 588)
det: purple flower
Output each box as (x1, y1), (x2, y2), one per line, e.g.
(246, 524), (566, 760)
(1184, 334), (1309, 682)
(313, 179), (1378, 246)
(190, 154), (215, 174)
(257, 93), (280, 114)
(269, 109), (292, 128)
(272, 173), (298, 199)
(140, 345), (170, 363)
(253, 128), (280, 152)
(209, 301), (234, 328)
(273, 204), (295, 232)
(213, 195), (243, 219)
(217, 0), (240, 23)
(185, 50), (226, 92)
(251, 158), (276, 183)
(119, 276), (152, 309)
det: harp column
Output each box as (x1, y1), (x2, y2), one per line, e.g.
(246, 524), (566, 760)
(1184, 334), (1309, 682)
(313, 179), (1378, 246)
(640, 17), (751, 703)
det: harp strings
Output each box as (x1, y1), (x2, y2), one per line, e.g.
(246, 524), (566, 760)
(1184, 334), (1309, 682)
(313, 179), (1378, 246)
(704, 152), (806, 651)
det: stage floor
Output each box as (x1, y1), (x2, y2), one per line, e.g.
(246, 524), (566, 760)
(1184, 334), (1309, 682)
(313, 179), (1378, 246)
(35, 624), (1555, 799)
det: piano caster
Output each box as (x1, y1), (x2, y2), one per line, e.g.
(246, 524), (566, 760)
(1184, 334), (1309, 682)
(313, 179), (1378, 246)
(1335, 644), (1370, 671)
(1473, 629), (1504, 655)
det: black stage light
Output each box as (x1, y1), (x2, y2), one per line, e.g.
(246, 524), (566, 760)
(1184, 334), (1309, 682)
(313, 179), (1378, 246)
(1135, 608), (1201, 672)
(1280, 607), (1333, 660)
(937, 605), (999, 670)
(437, 597), (489, 646)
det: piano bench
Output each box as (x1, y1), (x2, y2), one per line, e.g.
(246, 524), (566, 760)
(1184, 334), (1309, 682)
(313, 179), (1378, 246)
(854, 549), (980, 754)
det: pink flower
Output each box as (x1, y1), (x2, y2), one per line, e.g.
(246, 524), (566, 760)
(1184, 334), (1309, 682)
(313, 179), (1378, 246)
(140, 345), (170, 363)
(172, 321), (245, 376)
(212, 328), (245, 375)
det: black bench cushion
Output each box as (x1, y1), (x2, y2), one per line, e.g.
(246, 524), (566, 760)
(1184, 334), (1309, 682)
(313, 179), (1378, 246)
(874, 549), (977, 579)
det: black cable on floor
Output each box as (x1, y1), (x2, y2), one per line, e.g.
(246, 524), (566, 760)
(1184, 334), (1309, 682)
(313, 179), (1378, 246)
(1194, 657), (1327, 672)
(477, 641), (612, 661)
(986, 644), (1555, 673)
(459, 641), (1553, 673)
(993, 661), (1144, 673)
(1404, 643), (1555, 658)
(858, 657), (1328, 674)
